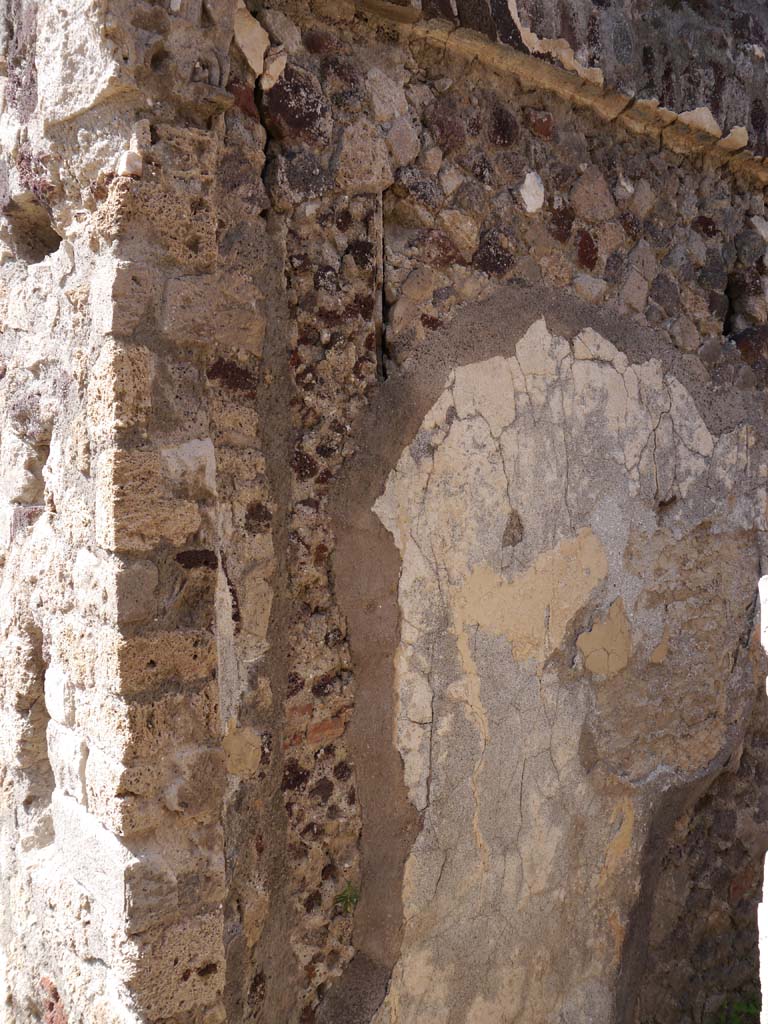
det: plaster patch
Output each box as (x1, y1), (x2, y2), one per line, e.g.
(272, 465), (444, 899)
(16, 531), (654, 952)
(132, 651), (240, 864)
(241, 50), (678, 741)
(373, 317), (764, 1023)
(577, 597), (632, 677)
(456, 528), (607, 666)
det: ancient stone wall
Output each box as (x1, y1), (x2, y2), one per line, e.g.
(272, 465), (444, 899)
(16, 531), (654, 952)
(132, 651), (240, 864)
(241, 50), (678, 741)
(0, 1), (767, 1023)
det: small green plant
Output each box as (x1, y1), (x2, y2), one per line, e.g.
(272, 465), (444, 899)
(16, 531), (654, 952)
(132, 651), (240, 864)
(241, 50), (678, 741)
(715, 997), (760, 1024)
(334, 882), (359, 914)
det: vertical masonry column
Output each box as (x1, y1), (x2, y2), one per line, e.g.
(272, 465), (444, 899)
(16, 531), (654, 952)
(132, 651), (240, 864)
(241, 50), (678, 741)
(761, 575), (768, 1024)
(84, 251), (229, 1023)
(0, 0), (252, 1021)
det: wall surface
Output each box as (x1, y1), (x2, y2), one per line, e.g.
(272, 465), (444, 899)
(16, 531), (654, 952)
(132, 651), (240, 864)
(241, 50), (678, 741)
(0, 1), (767, 1023)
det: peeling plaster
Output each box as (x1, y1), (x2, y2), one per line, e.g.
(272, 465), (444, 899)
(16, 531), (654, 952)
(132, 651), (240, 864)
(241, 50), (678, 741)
(372, 318), (765, 1023)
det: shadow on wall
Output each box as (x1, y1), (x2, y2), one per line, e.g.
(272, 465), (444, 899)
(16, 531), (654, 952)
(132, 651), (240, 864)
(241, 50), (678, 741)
(760, 576), (768, 1024)
(3, 193), (62, 263)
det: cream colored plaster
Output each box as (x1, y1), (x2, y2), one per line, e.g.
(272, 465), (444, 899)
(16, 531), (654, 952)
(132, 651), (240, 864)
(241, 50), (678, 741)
(373, 318), (764, 1023)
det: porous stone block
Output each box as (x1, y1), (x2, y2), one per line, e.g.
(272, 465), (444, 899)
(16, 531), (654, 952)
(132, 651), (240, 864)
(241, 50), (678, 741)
(93, 629), (218, 696)
(95, 449), (202, 552)
(79, 685), (219, 765)
(88, 341), (154, 446)
(159, 274), (265, 352)
(52, 791), (136, 918)
(122, 913), (226, 1019)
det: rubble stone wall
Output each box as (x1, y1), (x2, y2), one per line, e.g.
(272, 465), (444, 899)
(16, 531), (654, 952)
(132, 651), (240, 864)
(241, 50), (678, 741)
(0, 1), (767, 1023)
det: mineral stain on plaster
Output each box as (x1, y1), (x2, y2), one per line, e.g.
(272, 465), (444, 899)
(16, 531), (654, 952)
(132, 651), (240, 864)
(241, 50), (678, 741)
(456, 528), (608, 666)
(577, 597), (632, 677)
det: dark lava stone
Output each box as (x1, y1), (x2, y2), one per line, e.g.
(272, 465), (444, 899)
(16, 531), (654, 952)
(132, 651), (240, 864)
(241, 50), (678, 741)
(347, 239), (374, 269)
(698, 252), (728, 291)
(282, 759), (310, 791)
(394, 165), (444, 211)
(277, 149), (331, 205)
(734, 324), (768, 367)
(261, 65), (332, 146)
(424, 94), (467, 153)
(474, 228), (515, 276)
(488, 104), (519, 146)
(576, 230), (598, 271)
(550, 205), (574, 243)
(692, 215), (719, 238)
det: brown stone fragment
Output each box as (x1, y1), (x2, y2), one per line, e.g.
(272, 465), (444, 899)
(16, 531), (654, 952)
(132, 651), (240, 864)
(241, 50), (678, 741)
(41, 978), (67, 1024)
(570, 165), (617, 223)
(424, 95), (467, 153)
(549, 205), (574, 242)
(525, 109), (554, 139)
(692, 214), (718, 237)
(488, 104), (519, 146)
(307, 718), (345, 746)
(576, 229), (598, 270)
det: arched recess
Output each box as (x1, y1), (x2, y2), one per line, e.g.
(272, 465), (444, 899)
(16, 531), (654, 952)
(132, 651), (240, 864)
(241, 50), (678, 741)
(329, 284), (768, 1024)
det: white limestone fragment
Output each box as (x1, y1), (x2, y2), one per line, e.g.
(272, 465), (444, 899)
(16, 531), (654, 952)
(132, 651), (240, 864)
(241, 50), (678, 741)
(719, 125), (749, 151)
(520, 171), (544, 213)
(44, 661), (76, 726)
(160, 438), (217, 498)
(233, 1), (270, 76)
(116, 150), (142, 177)
(678, 105), (722, 138)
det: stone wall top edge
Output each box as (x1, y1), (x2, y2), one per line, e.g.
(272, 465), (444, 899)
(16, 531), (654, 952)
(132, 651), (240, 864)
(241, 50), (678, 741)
(354, 0), (768, 187)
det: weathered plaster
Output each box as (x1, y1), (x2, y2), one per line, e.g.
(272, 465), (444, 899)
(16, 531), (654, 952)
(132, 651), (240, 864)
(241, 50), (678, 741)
(370, 317), (765, 1022)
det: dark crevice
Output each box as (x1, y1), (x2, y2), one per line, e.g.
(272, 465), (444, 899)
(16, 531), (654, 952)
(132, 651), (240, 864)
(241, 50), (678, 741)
(377, 196), (391, 382)
(723, 276), (739, 338)
(377, 313), (392, 382)
(4, 193), (61, 263)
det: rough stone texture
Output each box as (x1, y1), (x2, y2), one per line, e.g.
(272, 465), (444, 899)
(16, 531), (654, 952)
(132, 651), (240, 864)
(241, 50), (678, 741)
(0, 1), (767, 1023)
(408, 0), (768, 155)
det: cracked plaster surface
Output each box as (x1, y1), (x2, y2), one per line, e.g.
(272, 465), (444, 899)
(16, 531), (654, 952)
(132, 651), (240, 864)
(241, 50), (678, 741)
(372, 318), (766, 1023)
